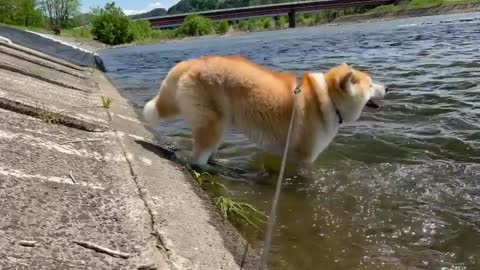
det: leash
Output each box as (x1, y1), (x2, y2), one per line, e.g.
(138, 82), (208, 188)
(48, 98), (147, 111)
(257, 77), (303, 270)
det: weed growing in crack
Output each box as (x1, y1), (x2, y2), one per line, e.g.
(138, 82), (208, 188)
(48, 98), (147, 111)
(101, 96), (113, 109)
(36, 103), (66, 125)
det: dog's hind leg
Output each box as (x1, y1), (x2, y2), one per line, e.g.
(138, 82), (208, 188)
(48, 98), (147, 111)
(191, 119), (225, 165)
(176, 79), (227, 166)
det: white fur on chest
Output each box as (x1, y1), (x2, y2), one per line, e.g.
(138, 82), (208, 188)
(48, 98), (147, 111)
(307, 73), (340, 162)
(309, 129), (337, 162)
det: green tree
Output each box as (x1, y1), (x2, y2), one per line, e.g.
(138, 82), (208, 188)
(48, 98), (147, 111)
(0, 0), (44, 26)
(216, 20), (229, 34)
(128, 20), (153, 41)
(178, 14), (213, 36)
(91, 2), (132, 45)
(38, 0), (80, 32)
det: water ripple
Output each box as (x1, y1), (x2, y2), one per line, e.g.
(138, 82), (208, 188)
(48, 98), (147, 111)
(100, 12), (480, 270)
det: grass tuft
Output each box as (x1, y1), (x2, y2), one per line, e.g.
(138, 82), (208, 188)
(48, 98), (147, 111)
(215, 196), (268, 230)
(192, 170), (267, 230)
(101, 96), (113, 109)
(36, 103), (65, 125)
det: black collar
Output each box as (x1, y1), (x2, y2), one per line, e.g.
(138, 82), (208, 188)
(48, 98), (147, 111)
(294, 75), (343, 124)
(335, 108), (343, 124)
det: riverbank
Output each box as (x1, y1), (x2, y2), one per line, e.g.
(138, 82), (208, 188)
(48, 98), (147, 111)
(333, 1), (480, 24)
(0, 33), (260, 269)
(97, 2), (480, 49)
(5, 2), (479, 51)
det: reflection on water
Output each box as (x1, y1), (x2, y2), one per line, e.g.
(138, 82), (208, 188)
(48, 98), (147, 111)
(100, 12), (480, 270)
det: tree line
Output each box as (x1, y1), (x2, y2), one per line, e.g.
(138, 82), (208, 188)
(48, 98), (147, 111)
(0, 0), (87, 33)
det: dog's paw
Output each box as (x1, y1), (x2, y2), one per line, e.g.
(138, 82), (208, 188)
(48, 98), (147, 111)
(190, 162), (224, 175)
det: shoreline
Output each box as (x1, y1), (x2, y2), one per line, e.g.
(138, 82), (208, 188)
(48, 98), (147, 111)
(22, 3), (480, 52)
(106, 3), (480, 50)
(332, 2), (480, 24)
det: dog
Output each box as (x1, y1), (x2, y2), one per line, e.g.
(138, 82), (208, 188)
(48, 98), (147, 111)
(143, 55), (387, 168)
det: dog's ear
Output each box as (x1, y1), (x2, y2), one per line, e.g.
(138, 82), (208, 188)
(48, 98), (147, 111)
(339, 70), (357, 95)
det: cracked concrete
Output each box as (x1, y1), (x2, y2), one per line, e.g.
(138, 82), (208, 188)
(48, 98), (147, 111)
(0, 32), (260, 269)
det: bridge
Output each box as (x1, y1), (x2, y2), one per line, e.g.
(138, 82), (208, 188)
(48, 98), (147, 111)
(139, 0), (396, 29)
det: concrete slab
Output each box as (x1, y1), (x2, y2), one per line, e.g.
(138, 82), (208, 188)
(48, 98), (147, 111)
(0, 107), (170, 269)
(0, 66), (109, 131)
(0, 43), (91, 82)
(0, 39), (89, 72)
(0, 25), (101, 68)
(0, 36), (260, 270)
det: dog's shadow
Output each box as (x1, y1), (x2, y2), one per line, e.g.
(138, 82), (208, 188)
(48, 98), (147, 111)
(134, 138), (316, 189)
(133, 138), (264, 180)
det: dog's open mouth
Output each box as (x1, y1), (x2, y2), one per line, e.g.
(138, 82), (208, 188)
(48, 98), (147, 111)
(365, 98), (384, 110)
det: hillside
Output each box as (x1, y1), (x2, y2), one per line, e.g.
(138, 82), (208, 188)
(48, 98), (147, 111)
(168, 0), (305, 14)
(130, 8), (167, 19)
(131, 0), (307, 18)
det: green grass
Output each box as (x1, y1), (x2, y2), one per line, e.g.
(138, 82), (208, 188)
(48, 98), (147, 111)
(366, 4), (404, 15)
(408, 0), (480, 9)
(101, 96), (113, 109)
(192, 170), (267, 230)
(36, 103), (66, 125)
(1, 23), (94, 40)
(62, 26), (93, 39)
(0, 23), (51, 34)
(192, 171), (228, 195)
(367, 0), (479, 15)
(215, 196), (267, 229)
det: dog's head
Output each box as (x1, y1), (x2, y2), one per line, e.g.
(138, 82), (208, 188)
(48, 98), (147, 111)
(325, 63), (387, 123)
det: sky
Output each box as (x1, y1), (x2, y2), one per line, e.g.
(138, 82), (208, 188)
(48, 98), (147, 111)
(81, 0), (181, 15)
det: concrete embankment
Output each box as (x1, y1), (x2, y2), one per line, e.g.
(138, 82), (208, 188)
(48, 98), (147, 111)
(0, 29), (259, 269)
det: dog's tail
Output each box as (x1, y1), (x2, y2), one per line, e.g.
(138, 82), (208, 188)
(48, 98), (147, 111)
(143, 63), (186, 126)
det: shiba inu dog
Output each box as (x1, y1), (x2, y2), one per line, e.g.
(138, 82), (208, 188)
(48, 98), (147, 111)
(143, 55), (387, 167)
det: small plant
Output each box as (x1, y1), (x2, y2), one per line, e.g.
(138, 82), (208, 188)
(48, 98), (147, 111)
(101, 96), (113, 109)
(39, 110), (64, 124)
(192, 171), (228, 195)
(191, 170), (267, 230)
(215, 196), (267, 230)
(37, 103), (65, 124)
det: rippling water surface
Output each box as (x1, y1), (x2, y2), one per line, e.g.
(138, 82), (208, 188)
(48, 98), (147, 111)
(100, 13), (480, 270)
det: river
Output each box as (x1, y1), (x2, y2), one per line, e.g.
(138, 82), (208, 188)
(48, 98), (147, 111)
(100, 12), (480, 270)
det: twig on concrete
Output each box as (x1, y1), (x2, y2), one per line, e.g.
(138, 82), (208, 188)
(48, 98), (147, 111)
(60, 139), (103, 145)
(240, 242), (249, 269)
(73, 240), (130, 259)
(69, 170), (77, 183)
(18, 240), (37, 247)
(138, 264), (157, 270)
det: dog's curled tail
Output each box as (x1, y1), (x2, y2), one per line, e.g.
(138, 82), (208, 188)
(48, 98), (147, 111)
(143, 66), (183, 126)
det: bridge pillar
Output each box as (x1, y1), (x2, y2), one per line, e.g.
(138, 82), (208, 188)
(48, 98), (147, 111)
(274, 15), (280, 30)
(288, 11), (296, 28)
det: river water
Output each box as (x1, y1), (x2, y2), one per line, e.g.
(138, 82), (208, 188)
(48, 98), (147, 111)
(100, 12), (480, 270)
